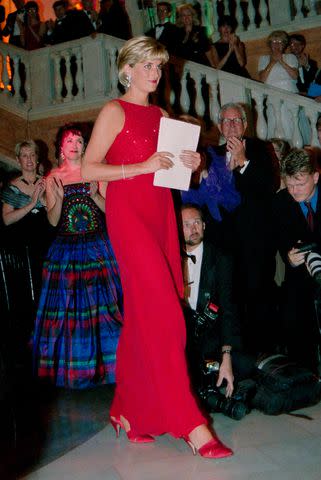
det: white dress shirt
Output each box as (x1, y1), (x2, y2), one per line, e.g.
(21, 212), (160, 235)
(186, 242), (203, 311)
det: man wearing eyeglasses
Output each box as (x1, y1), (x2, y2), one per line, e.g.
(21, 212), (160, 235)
(181, 203), (245, 399)
(182, 102), (277, 357)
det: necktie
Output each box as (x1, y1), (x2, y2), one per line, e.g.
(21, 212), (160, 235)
(304, 201), (315, 231)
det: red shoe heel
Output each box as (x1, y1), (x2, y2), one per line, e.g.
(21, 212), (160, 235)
(110, 417), (121, 438)
(110, 416), (155, 444)
(183, 436), (233, 459)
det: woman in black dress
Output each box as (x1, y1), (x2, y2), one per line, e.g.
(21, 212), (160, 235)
(175, 3), (215, 67)
(212, 16), (249, 78)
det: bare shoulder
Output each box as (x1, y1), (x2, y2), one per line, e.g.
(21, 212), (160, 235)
(46, 167), (63, 182)
(94, 99), (125, 135)
(99, 99), (124, 121)
(10, 176), (21, 187)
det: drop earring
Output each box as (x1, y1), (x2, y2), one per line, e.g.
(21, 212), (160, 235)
(126, 74), (131, 89)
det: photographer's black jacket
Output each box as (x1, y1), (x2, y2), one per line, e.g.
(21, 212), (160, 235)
(272, 180), (321, 372)
(193, 240), (242, 352)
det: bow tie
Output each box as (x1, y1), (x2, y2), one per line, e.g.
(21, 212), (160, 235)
(185, 252), (196, 264)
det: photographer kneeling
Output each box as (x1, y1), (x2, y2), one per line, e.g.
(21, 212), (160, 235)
(273, 149), (321, 374)
(181, 204), (256, 418)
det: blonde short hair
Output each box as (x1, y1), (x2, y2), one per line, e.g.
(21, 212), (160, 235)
(15, 140), (38, 158)
(176, 3), (199, 28)
(267, 30), (289, 49)
(117, 36), (169, 87)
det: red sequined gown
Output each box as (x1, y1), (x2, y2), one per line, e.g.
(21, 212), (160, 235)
(105, 99), (205, 437)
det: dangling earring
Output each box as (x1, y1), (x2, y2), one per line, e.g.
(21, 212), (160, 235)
(59, 149), (65, 165)
(126, 73), (131, 89)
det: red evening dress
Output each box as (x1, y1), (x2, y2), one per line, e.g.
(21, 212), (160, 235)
(105, 99), (205, 437)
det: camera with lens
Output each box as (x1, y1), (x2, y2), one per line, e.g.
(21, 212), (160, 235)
(185, 299), (256, 420)
(189, 300), (220, 339)
(295, 242), (321, 286)
(197, 359), (256, 420)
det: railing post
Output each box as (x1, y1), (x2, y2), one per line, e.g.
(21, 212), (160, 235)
(208, 75), (220, 124)
(75, 49), (84, 99)
(247, 0), (257, 31)
(181, 67), (190, 113)
(292, 0), (304, 20)
(195, 70), (205, 117)
(268, 0), (291, 26)
(252, 91), (268, 139)
(259, 0), (269, 28)
(52, 52), (63, 103)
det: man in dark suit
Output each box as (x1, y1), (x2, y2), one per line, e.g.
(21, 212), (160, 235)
(145, 2), (178, 55)
(45, 0), (94, 45)
(289, 34), (318, 94)
(181, 203), (245, 397)
(183, 102), (277, 355)
(273, 149), (321, 373)
(2, 0), (25, 47)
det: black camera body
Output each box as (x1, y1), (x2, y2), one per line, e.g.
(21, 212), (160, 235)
(197, 359), (256, 420)
(186, 300), (255, 420)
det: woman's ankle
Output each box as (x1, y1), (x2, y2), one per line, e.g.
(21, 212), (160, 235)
(188, 424), (213, 450)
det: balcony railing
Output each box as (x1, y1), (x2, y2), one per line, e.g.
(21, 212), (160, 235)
(137, 0), (321, 39)
(0, 33), (320, 156)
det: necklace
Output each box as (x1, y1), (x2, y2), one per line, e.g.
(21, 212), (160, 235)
(20, 176), (38, 186)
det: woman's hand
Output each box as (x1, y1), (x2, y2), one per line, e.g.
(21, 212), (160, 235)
(143, 152), (174, 173)
(31, 178), (46, 206)
(180, 150), (201, 172)
(47, 175), (64, 201)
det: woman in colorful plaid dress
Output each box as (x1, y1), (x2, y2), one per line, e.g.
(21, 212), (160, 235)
(32, 123), (123, 388)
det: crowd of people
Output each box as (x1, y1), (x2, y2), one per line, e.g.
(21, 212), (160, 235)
(2, 1), (321, 103)
(1, 0), (132, 49)
(1, 0), (321, 463)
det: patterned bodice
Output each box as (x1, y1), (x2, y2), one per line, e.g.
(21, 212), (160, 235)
(58, 183), (104, 235)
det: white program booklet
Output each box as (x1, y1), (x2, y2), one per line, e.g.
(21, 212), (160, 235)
(153, 117), (200, 191)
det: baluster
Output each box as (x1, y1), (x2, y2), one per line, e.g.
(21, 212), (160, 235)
(247, 0), (257, 30)
(195, 70), (205, 117)
(234, 1), (244, 31)
(2, 53), (10, 93)
(292, 0), (304, 19)
(63, 50), (72, 102)
(24, 58), (31, 106)
(252, 91), (267, 139)
(267, 96), (285, 138)
(288, 103), (303, 147)
(74, 49), (84, 99)
(12, 55), (20, 102)
(305, 109), (318, 146)
(259, 0), (269, 27)
(180, 67), (189, 113)
(109, 46), (118, 94)
(309, 0), (319, 16)
(222, 0), (228, 15)
(52, 53), (63, 103)
(207, 74), (219, 124)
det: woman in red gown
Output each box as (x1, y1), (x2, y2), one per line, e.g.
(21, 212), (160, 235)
(82, 36), (233, 459)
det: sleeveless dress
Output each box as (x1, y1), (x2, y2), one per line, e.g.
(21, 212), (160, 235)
(214, 42), (250, 78)
(106, 100), (205, 437)
(33, 183), (123, 389)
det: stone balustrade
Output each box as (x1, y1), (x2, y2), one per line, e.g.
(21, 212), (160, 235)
(0, 32), (320, 165)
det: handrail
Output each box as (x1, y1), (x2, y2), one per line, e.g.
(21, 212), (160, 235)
(0, 33), (320, 159)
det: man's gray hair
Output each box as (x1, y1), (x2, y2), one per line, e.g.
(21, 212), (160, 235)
(218, 103), (247, 122)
